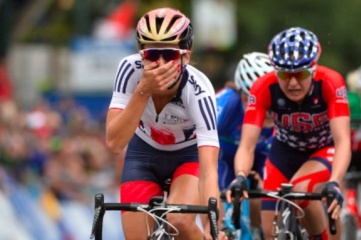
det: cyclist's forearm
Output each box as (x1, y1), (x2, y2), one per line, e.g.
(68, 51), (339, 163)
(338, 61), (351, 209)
(330, 145), (351, 184)
(329, 116), (351, 184)
(106, 93), (150, 153)
(234, 146), (254, 176)
(198, 146), (220, 200)
(233, 124), (260, 176)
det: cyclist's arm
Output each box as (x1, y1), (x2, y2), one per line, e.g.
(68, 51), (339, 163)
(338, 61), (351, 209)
(198, 146), (221, 238)
(329, 116), (351, 184)
(234, 75), (271, 177)
(323, 70), (351, 184)
(198, 145), (220, 202)
(106, 57), (166, 154)
(106, 91), (150, 154)
(234, 124), (262, 177)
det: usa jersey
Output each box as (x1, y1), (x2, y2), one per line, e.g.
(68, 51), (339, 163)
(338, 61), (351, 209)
(109, 54), (219, 151)
(245, 65), (350, 151)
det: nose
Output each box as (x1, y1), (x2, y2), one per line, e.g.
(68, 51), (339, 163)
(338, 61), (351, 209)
(158, 55), (167, 64)
(288, 76), (299, 84)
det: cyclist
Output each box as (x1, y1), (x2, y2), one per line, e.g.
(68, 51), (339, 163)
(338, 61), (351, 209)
(226, 27), (351, 240)
(216, 52), (274, 239)
(105, 7), (226, 240)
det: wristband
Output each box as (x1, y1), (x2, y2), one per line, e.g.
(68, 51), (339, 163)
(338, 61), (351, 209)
(235, 170), (247, 177)
(137, 85), (150, 96)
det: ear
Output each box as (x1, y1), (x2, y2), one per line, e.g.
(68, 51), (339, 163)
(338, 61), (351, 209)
(182, 50), (191, 65)
(312, 66), (318, 77)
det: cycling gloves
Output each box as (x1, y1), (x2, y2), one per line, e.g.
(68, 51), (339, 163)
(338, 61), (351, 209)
(322, 181), (344, 207)
(227, 175), (248, 194)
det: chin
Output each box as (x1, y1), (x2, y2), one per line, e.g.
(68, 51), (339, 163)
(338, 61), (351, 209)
(286, 94), (305, 103)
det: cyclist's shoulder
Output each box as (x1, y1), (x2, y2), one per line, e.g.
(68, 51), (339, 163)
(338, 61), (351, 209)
(183, 66), (216, 97)
(314, 65), (344, 83)
(185, 65), (212, 85)
(116, 53), (143, 70)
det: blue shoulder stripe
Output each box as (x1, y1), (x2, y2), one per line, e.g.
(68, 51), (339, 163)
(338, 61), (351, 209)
(114, 60), (135, 93)
(198, 97), (217, 130)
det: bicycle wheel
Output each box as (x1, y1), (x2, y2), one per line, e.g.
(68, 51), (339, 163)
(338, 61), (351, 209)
(341, 212), (357, 240)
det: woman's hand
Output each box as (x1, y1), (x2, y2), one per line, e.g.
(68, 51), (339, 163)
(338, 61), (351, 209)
(321, 181), (344, 219)
(140, 60), (180, 95)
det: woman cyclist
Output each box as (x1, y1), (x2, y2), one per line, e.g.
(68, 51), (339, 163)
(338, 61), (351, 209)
(105, 7), (226, 240)
(226, 27), (351, 240)
(216, 52), (274, 239)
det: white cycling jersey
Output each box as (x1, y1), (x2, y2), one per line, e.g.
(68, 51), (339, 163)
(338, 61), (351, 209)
(109, 53), (219, 151)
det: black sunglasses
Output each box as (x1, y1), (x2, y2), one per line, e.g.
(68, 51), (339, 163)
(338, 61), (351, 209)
(139, 48), (187, 62)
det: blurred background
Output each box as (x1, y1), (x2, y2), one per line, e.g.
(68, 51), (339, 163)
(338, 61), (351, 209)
(1, 0), (361, 239)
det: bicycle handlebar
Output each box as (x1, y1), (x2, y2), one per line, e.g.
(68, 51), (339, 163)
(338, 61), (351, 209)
(90, 193), (219, 240)
(220, 185), (337, 235)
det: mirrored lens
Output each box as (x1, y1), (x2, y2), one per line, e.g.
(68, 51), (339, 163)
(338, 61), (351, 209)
(276, 69), (312, 82)
(142, 49), (182, 62)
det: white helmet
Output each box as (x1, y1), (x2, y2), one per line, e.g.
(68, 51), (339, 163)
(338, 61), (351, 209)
(234, 52), (274, 95)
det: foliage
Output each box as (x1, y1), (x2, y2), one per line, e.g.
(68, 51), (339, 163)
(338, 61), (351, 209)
(5, 0), (361, 82)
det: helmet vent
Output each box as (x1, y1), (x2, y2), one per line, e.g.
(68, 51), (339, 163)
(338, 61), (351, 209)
(144, 15), (151, 33)
(307, 42), (314, 56)
(280, 42), (287, 60)
(155, 17), (165, 34)
(289, 50), (295, 61)
(164, 15), (182, 34)
(300, 31), (306, 40)
(281, 32), (286, 40)
(163, 36), (177, 41)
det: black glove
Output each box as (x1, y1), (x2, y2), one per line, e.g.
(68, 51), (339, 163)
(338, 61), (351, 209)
(227, 175), (248, 196)
(322, 181), (343, 207)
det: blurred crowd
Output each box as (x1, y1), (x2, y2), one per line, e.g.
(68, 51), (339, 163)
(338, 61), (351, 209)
(0, 96), (125, 240)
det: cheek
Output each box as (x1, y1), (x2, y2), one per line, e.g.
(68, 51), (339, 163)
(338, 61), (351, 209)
(278, 80), (288, 91)
(301, 79), (313, 89)
(142, 59), (152, 65)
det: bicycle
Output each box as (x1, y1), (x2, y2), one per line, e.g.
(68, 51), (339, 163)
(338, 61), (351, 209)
(226, 183), (337, 240)
(341, 171), (361, 240)
(89, 189), (220, 240)
(220, 173), (263, 240)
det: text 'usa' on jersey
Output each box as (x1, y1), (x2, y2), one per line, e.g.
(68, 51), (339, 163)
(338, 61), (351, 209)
(244, 66), (350, 151)
(109, 53), (219, 151)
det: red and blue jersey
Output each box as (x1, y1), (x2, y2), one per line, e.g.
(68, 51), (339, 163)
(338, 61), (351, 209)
(245, 65), (350, 151)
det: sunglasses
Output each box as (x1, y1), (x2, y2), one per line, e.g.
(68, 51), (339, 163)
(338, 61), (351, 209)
(276, 67), (315, 82)
(139, 48), (187, 62)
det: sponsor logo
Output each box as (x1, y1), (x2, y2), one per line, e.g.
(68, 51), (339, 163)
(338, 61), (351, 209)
(336, 86), (347, 100)
(248, 94), (256, 104)
(161, 114), (186, 125)
(188, 75), (205, 96)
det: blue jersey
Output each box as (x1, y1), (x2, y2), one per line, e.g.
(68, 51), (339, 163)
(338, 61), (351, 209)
(216, 87), (273, 190)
